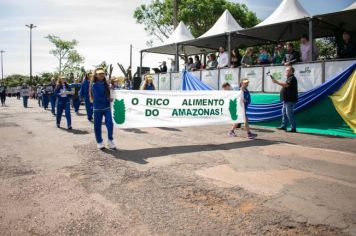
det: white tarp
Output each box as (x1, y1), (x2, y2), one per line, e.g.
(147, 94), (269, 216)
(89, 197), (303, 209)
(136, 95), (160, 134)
(344, 2), (356, 11)
(112, 90), (246, 129)
(241, 67), (263, 92)
(325, 60), (356, 81)
(164, 21), (195, 44)
(219, 68), (240, 90)
(159, 73), (171, 90)
(171, 72), (182, 90)
(256, 0), (310, 27)
(294, 63), (323, 92)
(201, 70), (219, 90)
(199, 10), (243, 38)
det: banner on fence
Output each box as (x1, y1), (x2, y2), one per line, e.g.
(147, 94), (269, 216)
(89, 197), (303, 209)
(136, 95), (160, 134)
(171, 72), (182, 90)
(241, 67), (263, 92)
(219, 68), (239, 90)
(112, 90), (245, 128)
(159, 73), (170, 90)
(201, 70), (219, 90)
(294, 63), (322, 92)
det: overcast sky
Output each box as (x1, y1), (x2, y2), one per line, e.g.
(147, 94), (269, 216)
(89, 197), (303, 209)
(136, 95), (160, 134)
(0, 0), (354, 77)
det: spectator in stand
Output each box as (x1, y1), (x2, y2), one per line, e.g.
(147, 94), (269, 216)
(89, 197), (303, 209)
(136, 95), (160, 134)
(256, 47), (271, 65)
(300, 34), (318, 62)
(185, 57), (195, 71)
(159, 61), (168, 73)
(170, 60), (176, 72)
(241, 47), (254, 67)
(231, 48), (242, 68)
(282, 43), (300, 66)
(206, 54), (218, 70)
(272, 44), (285, 65)
(218, 47), (229, 68)
(194, 55), (202, 70)
(337, 31), (356, 58)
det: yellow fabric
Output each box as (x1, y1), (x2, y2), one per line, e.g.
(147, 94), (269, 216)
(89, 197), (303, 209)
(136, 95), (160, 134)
(330, 70), (356, 133)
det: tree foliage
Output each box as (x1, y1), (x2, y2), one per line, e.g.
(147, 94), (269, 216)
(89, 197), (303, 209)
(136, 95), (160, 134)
(134, 0), (260, 45)
(45, 34), (84, 76)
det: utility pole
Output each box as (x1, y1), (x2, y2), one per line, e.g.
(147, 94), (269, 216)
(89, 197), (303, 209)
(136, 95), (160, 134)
(0, 50), (5, 80)
(173, 0), (178, 29)
(130, 44), (133, 69)
(25, 24), (36, 83)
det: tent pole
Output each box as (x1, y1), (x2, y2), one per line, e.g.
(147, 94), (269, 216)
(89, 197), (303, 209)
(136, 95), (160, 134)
(139, 51), (143, 78)
(175, 44), (179, 72)
(309, 19), (314, 61)
(227, 33), (231, 67)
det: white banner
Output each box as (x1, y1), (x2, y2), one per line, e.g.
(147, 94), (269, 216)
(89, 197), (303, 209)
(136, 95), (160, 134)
(264, 66), (285, 92)
(219, 68), (239, 90)
(241, 67), (263, 92)
(171, 72), (182, 90)
(151, 74), (159, 89)
(112, 90), (246, 128)
(294, 63), (322, 92)
(201, 70), (219, 90)
(158, 73), (170, 90)
(325, 60), (356, 81)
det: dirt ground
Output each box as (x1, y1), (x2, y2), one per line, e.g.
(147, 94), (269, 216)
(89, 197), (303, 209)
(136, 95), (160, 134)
(0, 97), (356, 236)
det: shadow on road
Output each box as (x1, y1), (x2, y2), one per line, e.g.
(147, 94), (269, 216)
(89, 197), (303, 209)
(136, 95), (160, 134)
(122, 128), (148, 134)
(157, 127), (182, 132)
(102, 138), (285, 164)
(58, 127), (89, 135)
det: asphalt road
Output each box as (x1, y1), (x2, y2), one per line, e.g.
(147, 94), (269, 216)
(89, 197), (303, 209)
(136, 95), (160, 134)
(0, 97), (355, 235)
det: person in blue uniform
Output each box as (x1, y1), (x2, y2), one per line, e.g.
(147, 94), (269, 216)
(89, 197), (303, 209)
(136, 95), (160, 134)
(36, 85), (42, 107)
(90, 68), (116, 150)
(42, 84), (52, 110)
(49, 78), (57, 115)
(21, 84), (30, 108)
(80, 72), (94, 121)
(55, 76), (73, 129)
(141, 75), (155, 90)
(0, 83), (6, 106)
(70, 78), (81, 114)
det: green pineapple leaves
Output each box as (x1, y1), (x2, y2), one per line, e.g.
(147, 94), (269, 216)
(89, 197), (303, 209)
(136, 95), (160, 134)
(229, 98), (238, 121)
(113, 99), (126, 125)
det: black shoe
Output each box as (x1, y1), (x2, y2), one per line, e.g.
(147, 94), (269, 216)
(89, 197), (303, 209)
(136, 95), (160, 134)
(276, 126), (287, 131)
(56, 124), (60, 128)
(288, 129), (297, 133)
(68, 126), (72, 130)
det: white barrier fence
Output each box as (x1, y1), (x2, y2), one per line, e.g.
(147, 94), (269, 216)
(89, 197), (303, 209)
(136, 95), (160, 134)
(149, 59), (355, 92)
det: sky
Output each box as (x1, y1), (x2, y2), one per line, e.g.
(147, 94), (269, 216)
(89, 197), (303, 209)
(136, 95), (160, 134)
(0, 0), (354, 77)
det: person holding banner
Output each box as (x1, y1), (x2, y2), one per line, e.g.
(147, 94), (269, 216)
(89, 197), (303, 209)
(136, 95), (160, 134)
(272, 66), (298, 133)
(80, 72), (94, 121)
(223, 80), (257, 139)
(55, 76), (73, 129)
(21, 84), (30, 108)
(141, 75), (156, 90)
(90, 68), (116, 150)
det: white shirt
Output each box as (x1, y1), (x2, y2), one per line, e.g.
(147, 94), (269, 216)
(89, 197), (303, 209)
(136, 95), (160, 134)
(218, 52), (229, 68)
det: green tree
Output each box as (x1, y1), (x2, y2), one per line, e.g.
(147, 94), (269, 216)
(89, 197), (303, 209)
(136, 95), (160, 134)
(134, 0), (260, 45)
(45, 34), (84, 76)
(316, 37), (337, 59)
(3, 74), (30, 87)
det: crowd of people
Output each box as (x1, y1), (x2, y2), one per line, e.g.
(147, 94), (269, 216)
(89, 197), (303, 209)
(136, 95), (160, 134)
(180, 32), (355, 71)
(1, 68), (120, 150)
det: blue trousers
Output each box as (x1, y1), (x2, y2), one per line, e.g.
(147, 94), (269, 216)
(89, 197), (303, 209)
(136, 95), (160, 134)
(23, 96), (29, 108)
(50, 95), (56, 114)
(42, 95), (49, 109)
(94, 109), (113, 143)
(281, 102), (296, 129)
(37, 96), (42, 107)
(72, 98), (81, 112)
(84, 99), (93, 121)
(56, 102), (71, 128)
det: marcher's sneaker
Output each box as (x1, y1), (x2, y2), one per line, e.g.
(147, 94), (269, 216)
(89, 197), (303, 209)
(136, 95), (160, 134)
(67, 126), (72, 130)
(97, 142), (105, 150)
(247, 132), (257, 139)
(108, 140), (117, 150)
(288, 129), (297, 133)
(276, 126), (287, 131)
(228, 130), (237, 137)
(56, 124), (60, 128)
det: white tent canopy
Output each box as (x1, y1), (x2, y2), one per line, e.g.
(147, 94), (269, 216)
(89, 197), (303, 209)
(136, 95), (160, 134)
(199, 9), (242, 38)
(164, 21), (195, 44)
(257, 0), (310, 27)
(344, 2), (356, 11)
